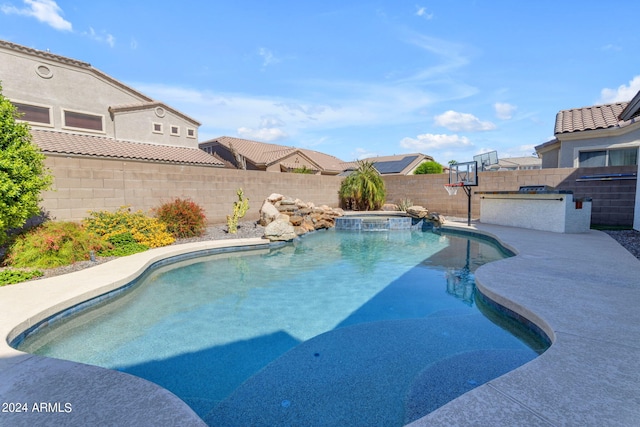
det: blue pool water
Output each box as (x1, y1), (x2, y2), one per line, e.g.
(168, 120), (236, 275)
(18, 229), (548, 426)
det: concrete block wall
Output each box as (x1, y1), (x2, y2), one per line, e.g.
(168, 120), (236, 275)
(384, 166), (637, 226)
(42, 156), (343, 224)
(41, 156), (636, 227)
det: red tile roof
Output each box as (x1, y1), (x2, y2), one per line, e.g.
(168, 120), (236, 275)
(32, 129), (225, 167)
(207, 136), (351, 173)
(554, 102), (629, 134)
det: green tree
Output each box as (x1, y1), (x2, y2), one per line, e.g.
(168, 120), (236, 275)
(414, 160), (443, 174)
(0, 83), (52, 243)
(339, 160), (386, 210)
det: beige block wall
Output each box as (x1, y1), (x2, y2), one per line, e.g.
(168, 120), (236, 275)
(42, 156), (343, 224)
(384, 166), (637, 225)
(41, 157), (636, 226)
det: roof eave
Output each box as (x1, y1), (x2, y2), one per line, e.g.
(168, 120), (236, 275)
(619, 91), (640, 122)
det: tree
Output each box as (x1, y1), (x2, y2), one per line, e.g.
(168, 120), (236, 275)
(292, 165), (314, 174)
(414, 160), (443, 174)
(0, 83), (52, 243)
(338, 160), (386, 210)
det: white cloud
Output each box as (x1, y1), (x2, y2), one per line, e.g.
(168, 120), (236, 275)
(1, 0), (72, 31)
(434, 110), (496, 131)
(599, 76), (640, 103)
(258, 47), (279, 68)
(494, 102), (516, 120)
(354, 148), (381, 160)
(601, 44), (622, 52)
(84, 27), (115, 47)
(237, 126), (288, 142)
(400, 133), (472, 151)
(400, 33), (473, 84)
(505, 144), (537, 157)
(415, 6), (433, 20)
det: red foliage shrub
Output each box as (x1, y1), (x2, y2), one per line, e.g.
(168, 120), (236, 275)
(153, 198), (207, 238)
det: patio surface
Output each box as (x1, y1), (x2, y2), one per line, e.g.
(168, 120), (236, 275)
(0, 223), (639, 426)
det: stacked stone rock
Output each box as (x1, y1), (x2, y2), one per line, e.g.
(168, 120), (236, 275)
(405, 206), (446, 227)
(260, 193), (344, 241)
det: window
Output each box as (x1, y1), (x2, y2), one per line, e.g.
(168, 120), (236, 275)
(63, 110), (103, 132)
(13, 102), (51, 125)
(579, 148), (637, 167)
(579, 151), (606, 167)
(186, 128), (196, 138)
(152, 122), (163, 134)
(170, 125), (180, 136)
(609, 148), (637, 166)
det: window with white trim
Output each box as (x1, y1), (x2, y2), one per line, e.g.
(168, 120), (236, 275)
(12, 102), (52, 125)
(186, 127), (196, 138)
(579, 148), (638, 167)
(170, 125), (180, 136)
(63, 109), (104, 132)
(152, 122), (163, 134)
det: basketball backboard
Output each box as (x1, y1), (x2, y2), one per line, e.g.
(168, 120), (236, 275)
(473, 151), (499, 171)
(449, 161), (478, 186)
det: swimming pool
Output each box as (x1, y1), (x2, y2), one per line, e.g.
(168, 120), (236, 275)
(17, 229), (548, 426)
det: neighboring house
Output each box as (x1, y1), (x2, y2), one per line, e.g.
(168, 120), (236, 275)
(535, 91), (640, 168)
(486, 156), (542, 171)
(0, 39), (223, 167)
(357, 153), (436, 175)
(200, 136), (351, 175)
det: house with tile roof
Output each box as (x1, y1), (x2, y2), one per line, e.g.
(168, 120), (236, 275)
(0, 40), (223, 167)
(339, 153), (436, 176)
(535, 91), (640, 169)
(199, 136), (353, 175)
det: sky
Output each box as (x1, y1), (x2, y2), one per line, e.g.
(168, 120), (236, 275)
(1, 1), (639, 165)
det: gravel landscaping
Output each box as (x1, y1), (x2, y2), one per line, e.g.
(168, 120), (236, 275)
(15, 221), (640, 281)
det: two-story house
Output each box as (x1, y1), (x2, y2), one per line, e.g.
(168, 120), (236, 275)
(0, 39), (223, 167)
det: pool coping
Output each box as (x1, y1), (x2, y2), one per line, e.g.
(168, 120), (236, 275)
(1, 224), (639, 425)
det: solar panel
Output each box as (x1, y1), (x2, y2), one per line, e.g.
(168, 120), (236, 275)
(373, 155), (418, 174)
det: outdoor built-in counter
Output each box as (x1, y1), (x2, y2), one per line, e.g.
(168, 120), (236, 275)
(476, 186), (592, 233)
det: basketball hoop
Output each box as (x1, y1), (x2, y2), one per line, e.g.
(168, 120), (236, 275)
(444, 182), (464, 196)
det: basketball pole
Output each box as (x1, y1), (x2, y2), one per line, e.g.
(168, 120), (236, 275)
(463, 185), (471, 226)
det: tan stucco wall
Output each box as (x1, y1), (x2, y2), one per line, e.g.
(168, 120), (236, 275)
(41, 156), (343, 223)
(0, 44), (198, 148)
(556, 126), (640, 168)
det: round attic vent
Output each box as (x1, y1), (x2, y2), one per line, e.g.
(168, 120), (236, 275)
(35, 64), (53, 79)
(155, 107), (166, 118)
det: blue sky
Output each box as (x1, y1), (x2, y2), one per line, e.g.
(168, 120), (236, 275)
(1, 1), (639, 165)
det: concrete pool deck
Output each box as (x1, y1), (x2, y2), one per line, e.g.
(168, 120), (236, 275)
(1, 223), (639, 426)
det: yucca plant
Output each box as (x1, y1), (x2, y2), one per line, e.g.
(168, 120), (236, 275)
(339, 160), (386, 211)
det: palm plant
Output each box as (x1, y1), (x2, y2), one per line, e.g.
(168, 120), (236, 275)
(339, 160), (386, 210)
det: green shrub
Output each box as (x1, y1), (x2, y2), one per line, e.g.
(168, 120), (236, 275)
(98, 232), (148, 257)
(0, 268), (44, 286)
(6, 221), (109, 268)
(154, 198), (206, 238)
(84, 207), (175, 248)
(414, 161), (443, 174)
(0, 84), (53, 244)
(292, 165), (314, 174)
